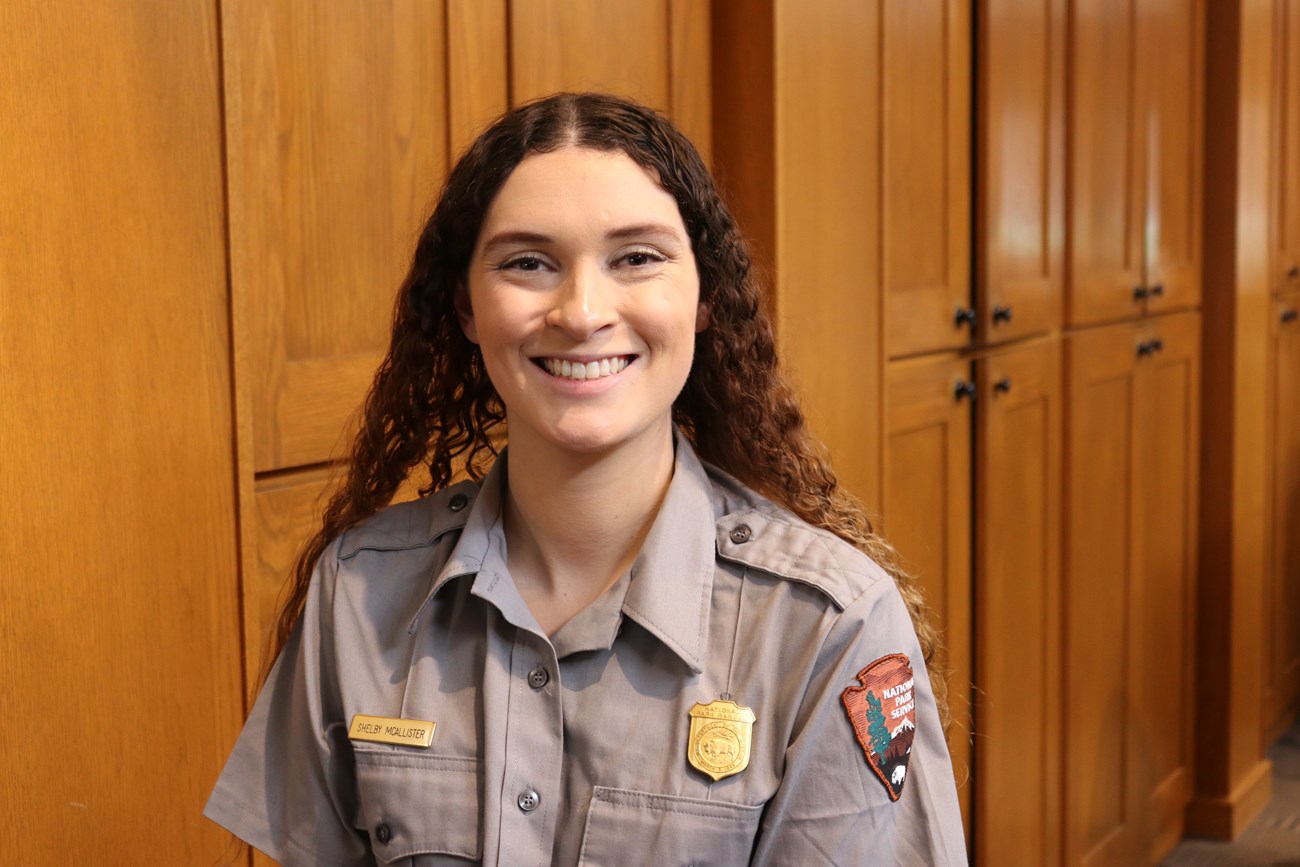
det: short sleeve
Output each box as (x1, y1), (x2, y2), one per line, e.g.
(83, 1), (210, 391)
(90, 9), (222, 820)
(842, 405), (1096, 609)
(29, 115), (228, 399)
(203, 543), (371, 866)
(750, 578), (968, 866)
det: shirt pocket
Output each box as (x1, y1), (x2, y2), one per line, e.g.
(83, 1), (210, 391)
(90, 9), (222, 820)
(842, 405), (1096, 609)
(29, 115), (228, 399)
(577, 785), (763, 867)
(353, 748), (482, 865)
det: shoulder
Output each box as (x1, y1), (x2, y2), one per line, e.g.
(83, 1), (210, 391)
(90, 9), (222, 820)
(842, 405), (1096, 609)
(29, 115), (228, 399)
(335, 480), (482, 561)
(703, 463), (892, 612)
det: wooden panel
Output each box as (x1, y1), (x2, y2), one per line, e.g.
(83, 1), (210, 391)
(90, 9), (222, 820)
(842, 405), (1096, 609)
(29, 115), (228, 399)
(1067, 0), (1146, 326)
(245, 468), (334, 699)
(669, 0), (713, 163)
(884, 354), (973, 832)
(223, 0), (449, 472)
(0, 2), (243, 862)
(448, 0), (509, 159)
(510, 0), (671, 109)
(1276, 0), (1300, 294)
(1063, 322), (1141, 866)
(883, 0), (972, 357)
(1141, 0), (1204, 315)
(976, 0), (1066, 344)
(1189, 0), (1275, 837)
(1132, 311), (1199, 861)
(974, 339), (1063, 867)
(1267, 293), (1300, 732)
(774, 0), (882, 509)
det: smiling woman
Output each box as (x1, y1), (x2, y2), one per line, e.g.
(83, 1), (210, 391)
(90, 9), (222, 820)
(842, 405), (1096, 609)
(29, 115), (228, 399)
(204, 92), (967, 866)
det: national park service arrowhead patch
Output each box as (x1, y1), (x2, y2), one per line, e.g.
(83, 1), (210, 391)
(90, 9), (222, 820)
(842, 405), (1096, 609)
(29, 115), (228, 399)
(841, 654), (916, 801)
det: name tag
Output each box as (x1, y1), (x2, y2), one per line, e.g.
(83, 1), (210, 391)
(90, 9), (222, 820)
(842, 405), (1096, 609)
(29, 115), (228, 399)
(348, 714), (436, 748)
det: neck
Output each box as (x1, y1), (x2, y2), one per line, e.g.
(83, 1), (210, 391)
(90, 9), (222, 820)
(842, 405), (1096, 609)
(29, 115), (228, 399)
(502, 423), (676, 634)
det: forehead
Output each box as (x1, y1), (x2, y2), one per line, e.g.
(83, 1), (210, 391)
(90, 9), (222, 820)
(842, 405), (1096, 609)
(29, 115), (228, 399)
(478, 147), (685, 235)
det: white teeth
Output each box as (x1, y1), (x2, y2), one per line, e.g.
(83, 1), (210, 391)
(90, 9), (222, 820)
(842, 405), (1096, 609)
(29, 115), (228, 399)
(541, 356), (630, 381)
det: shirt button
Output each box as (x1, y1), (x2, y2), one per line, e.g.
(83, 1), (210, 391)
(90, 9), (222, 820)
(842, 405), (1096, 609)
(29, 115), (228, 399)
(449, 493), (469, 512)
(518, 789), (540, 813)
(730, 524), (752, 544)
(374, 823), (392, 845)
(527, 665), (549, 689)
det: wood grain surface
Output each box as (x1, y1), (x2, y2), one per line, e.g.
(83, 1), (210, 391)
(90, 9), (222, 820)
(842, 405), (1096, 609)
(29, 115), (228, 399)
(0, 1), (243, 861)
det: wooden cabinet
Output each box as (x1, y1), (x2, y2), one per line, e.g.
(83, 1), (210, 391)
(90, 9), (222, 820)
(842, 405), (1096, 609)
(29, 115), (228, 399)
(973, 338), (1063, 867)
(883, 0), (972, 359)
(1266, 293), (1300, 735)
(1063, 312), (1200, 866)
(1275, 0), (1300, 294)
(976, 0), (1066, 347)
(883, 354), (973, 832)
(1067, 0), (1204, 326)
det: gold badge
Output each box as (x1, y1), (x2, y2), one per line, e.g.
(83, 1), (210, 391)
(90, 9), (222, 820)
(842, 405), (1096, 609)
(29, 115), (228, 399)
(347, 714), (436, 748)
(687, 699), (755, 781)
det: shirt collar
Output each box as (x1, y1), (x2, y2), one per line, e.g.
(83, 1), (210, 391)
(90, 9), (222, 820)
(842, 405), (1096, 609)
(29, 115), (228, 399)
(414, 431), (717, 674)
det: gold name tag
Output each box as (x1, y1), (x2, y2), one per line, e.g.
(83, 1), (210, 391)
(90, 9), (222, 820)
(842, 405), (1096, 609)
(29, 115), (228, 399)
(348, 714), (436, 748)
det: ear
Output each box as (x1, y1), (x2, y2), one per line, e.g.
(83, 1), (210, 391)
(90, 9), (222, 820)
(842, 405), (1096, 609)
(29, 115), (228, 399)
(454, 286), (480, 344)
(695, 302), (710, 333)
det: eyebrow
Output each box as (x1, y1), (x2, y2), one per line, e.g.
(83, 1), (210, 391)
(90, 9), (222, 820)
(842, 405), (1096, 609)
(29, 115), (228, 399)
(480, 222), (686, 252)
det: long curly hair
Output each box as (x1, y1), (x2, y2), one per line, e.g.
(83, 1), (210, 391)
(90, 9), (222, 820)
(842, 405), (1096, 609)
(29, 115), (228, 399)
(271, 92), (943, 713)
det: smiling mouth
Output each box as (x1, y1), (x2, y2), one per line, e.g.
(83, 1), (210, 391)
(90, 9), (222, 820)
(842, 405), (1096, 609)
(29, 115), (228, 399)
(537, 356), (633, 381)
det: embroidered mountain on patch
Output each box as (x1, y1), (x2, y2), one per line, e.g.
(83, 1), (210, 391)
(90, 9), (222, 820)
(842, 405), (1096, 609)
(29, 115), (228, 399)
(841, 654), (916, 801)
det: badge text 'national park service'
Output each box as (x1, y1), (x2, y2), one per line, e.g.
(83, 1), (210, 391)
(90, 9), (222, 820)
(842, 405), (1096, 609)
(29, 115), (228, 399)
(841, 654), (916, 801)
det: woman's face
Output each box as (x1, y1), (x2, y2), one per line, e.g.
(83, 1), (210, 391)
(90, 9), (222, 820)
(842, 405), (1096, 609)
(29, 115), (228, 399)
(460, 146), (706, 458)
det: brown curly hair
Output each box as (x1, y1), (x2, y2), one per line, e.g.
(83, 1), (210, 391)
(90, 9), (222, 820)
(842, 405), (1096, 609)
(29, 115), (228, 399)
(270, 92), (943, 713)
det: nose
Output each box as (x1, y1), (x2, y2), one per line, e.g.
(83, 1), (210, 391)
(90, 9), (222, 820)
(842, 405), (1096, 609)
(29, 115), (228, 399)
(545, 261), (616, 340)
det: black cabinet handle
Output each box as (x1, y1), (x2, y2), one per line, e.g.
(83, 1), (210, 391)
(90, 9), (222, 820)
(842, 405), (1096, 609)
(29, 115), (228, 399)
(992, 305), (1014, 325)
(1137, 338), (1165, 357)
(954, 381), (977, 402)
(1287, 264), (1299, 280)
(954, 306), (977, 331)
(993, 378), (1012, 394)
(1133, 285), (1150, 301)
(1282, 309), (1298, 324)
(1149, 283), (1165, 297)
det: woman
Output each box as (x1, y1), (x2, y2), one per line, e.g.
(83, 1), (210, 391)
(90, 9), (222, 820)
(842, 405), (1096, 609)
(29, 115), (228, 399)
(206, 92), (966, 865)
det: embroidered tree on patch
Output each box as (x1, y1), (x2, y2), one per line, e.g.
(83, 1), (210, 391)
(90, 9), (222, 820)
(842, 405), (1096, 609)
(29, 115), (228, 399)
(865, 690), (891, 759)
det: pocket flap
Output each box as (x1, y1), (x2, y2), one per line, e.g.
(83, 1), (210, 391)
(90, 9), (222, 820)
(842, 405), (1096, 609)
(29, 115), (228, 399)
(354, 749), (482, 864)
(578, 786), (762, 866)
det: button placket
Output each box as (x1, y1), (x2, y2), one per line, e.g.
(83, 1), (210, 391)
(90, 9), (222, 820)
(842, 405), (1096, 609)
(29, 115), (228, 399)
(497, 631), (564, 862)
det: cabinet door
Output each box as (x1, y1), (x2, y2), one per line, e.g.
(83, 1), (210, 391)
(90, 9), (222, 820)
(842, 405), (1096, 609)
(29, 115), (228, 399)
(1067, 0), (1146, 326)
(974, 339), (1063, 867)
(1063, 322), (1143, 867)
(1132, 311), (1199, 861)
(1267, 295), (1300, 732)
(884, 355), (973, 833)
(509, 0), (712, 158)
(977, 0), (1066, 344)
(883, 0), (971, 358)
(1275, 0), (1300, 294)
(223, 0), (450, 472)
(1141, 0), (1204, 315)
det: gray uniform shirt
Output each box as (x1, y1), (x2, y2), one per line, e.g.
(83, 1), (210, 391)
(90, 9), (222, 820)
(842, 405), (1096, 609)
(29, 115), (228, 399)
(205, 438), (967, 865)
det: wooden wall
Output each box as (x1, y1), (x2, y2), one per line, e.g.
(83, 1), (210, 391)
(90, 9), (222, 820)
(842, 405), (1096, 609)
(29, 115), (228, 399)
(0, 2), (244, 862)
(2, 1), (1294, 865)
